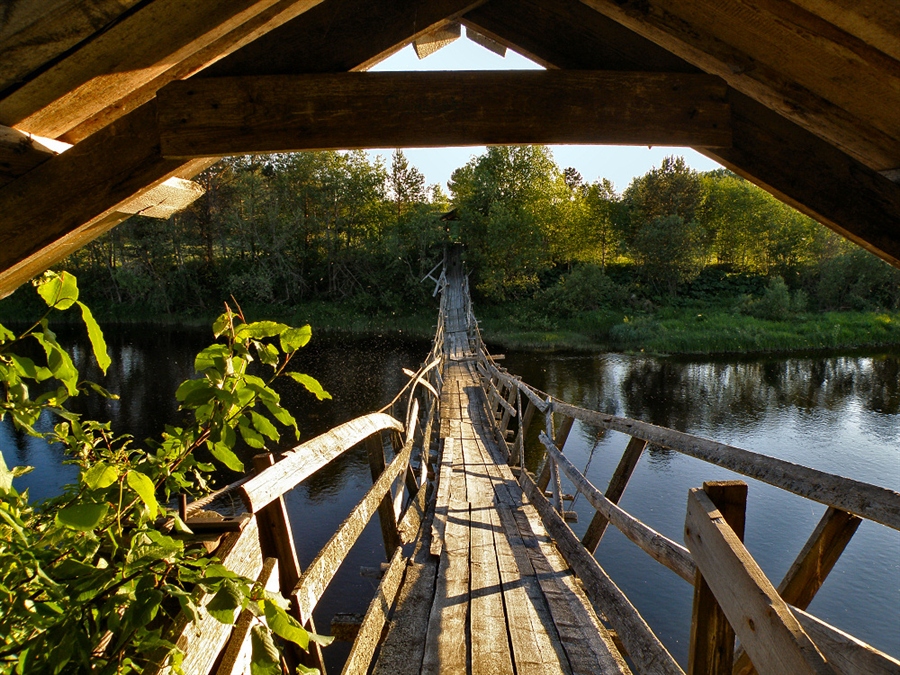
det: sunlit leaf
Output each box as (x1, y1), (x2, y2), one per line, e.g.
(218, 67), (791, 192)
(76, 301), (111, 375)
(250, 411), (279, 441)
(212, 312), (231, 338)
(126, 470), (159, 519)
(263, 600), (308, 650)
(195, 344), (230, 373)
(238, 419), (265, 449)
(83, 462), (119, 490)
(286, 372), (332, 401)
(36, 271), (79, 310)
(208, 442), (245, 472)
(205, 581), (242, 624)
(249, 625), (281, 675)
(235, 321), (289, 341)
(279, 325), (312, 353)
(56, 503), (107, 530)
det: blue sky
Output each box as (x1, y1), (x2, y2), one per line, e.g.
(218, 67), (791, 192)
(367, 36), (723, 194)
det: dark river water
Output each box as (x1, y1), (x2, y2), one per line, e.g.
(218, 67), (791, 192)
(1, 325), (898, 669)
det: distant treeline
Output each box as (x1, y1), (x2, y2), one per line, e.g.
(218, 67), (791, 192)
(51, 147), (900, 319)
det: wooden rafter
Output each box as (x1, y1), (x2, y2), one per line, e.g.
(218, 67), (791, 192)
(464, 0), (900, 267)
(577, 0), (900, 171)
(1, 0), (327, 140)
(156, 71), (731, 158)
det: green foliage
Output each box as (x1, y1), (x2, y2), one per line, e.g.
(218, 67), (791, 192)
(0, 272), (331, 674)
(746, 276), (808, 321)
(536, 264), (629, 317)
(815, 247), (900, 310)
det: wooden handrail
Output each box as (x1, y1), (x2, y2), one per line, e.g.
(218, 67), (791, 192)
(293, 402), (419, 623)
(550, 399), (900, 531)
(239, 413), (404, 513)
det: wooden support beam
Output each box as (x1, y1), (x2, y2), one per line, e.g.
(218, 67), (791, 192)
(366, 435), (403, 558)
(156, 70), (731, 158)
(688, 481), (747, 675)
(582, 436), (647, 553)
(464, 0), (900, 269)
(684, 488), (834, 675)
(733, 506), (862, 675)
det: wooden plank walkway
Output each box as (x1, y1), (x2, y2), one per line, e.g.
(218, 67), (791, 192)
(372, 264), (630, 675)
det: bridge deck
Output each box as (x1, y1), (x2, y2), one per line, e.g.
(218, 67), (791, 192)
(372, 270), (629, 675)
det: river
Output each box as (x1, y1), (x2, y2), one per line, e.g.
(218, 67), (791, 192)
(1, 324), (897, 669)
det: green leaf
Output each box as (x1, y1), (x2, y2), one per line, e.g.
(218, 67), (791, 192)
(86, 381), (119, 399)
(83, 462), (119, 490)
(263, 600), (308, 650)
(206, 581), (242, 624)
(212, 312), (232, 338)
(279, 325), (312, 353)
(195, 344), (230, 373)
(56, 502), (107, 530)
(36, 271), (79, 310)
(250, 411), (279, 442)
(175, 378), (215, 406)
(0, 323), (14, 342)
(286, 372), (332, 401)
(250, 625), (281, 675)
(0, 452), (16, 492)
(238, 419), (265, 449)
(126, 470), (159, 520)
(208, 442), (245, 472)
(9, 354), (52, 382)
(76, 301), (111, 375)
(234, 321), (289, 341)
(295, 665), (321, 675)
(263, 400), (297, 430)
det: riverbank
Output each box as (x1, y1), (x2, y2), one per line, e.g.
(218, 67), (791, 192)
(3, 290), (900, 357)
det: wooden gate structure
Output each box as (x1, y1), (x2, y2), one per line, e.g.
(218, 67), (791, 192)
(156, 248), (900, 675)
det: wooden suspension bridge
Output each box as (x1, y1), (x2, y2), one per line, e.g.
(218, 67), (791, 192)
(160, 248), (900, 675)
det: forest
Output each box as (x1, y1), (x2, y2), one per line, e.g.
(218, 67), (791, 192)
(6, 146), (900, 353)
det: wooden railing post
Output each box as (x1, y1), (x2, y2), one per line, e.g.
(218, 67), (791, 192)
(582, 436), (648, 553)
(252, 453), (327, 673)
(365, 434), (402, 557)
(732, 506), (862, 675)
(688, 481), (747, 675)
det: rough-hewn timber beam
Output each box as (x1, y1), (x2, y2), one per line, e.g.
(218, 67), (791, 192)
(0, 0), (480, 298)
(0, 0), (326, 140)
(156, 71), (731, 158)
(464, 0), (900, 267)
(577, 0), (900, 172)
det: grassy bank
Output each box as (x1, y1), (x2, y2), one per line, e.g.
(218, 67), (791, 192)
(478, 304), (900, 355)
(3, 285), (900, 357)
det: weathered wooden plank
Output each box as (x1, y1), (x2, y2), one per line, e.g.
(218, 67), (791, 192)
(252, 453), (324, 671)
(421, 501), (470, 674)
(0, 0), (327, 138)
(469, 501), (515, 675)
(240, 413), (403, 513)
(464, 0), (900, 269)
(494, 504), (571, 675)
(154, 517), (264, 675)
(507, 500), (631, 675)
(789, 0), (900, 63)
(292, 410), (416, 623)
(342, 546), (407, 675)
(0, 0), (142, 95)
(214, 557), (280, 675)
(520, 471), (684, 675)
(431, 437), (455, 557)
(541, 430), (695, 583)
(733, 505), (863, 675)
(688, 481), (747, 675)
(156, 71), (731, 158)
(582, 436), (647, 553)
(792, 608), (900, 675)
(552, 400), (900, 530)
(684, 488), (833, 675)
